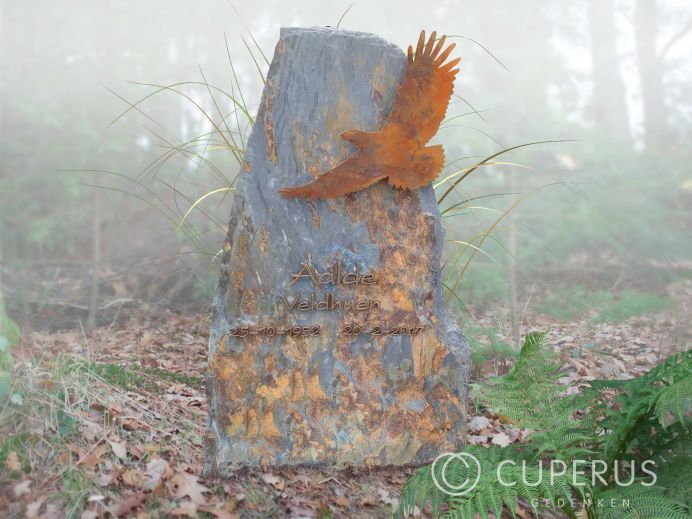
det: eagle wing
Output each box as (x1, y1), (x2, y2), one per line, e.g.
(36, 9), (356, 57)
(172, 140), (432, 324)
(383, 31), (460, 146)
(279, 30), (459, 200)
(279, 151), (384, 201)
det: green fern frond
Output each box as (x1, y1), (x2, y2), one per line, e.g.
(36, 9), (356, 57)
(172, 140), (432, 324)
(596, 486), (689, 519)
(654, 375), (691, 426)
(593, 350), (691, 466)
(475, 332), (596, 462)
(394, 445), (586, 519)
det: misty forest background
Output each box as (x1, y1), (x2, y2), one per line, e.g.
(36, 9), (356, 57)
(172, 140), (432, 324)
(1, 1), (692, 517)
(1, 0), (691, 339)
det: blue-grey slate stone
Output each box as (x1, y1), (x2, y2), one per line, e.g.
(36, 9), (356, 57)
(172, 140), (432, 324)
(205, 26), (469, 474)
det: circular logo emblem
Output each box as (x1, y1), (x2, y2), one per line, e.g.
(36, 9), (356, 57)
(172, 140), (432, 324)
(431, 452), (482, 496)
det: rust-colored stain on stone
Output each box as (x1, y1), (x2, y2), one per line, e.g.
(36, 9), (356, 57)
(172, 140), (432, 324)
(258, 227), (270, 254)
(263, 89), (278, 166)
(210, 177), (465, 467)
(231, 271), (244, 290)
(308, 202), (320, 230)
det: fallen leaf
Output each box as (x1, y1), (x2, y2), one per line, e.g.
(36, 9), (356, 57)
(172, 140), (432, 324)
(468, 415), (491, 433)
(360, 494), (378, 506)
(168, 472), (209, 505)
(471, 433), (491, 445)
(79, 420), (105, 442)
(261, 472), (285, 491)
(114, 492), (147, 517)
(83, 444), (109, 467)
(491, 432), (511, 447)
(121, 468), (145, 487)
(144, 458), (172, 490)
(96, 467), (121, 487)
(128, 443), (145, 459)
(378, 486), (398, 507)
(507, 428), (523, 442)
(57, 450), (72, 465)
(109, 439), (127, 460)
(6, 451), (21, 472)
(26, 416), (45, 436)
(25, 498), (44, 519)
(13, 479), (32, 497)
(221, 494), (243, 513)
(168, 383), (191, 395)
(90, 402), (107, 413)
(121, 418), (144, 432)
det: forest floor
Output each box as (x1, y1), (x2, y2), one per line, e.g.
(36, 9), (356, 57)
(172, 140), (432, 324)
(1, 280), (690, 519)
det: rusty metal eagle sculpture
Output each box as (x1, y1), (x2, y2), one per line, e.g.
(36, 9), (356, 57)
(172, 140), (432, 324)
(279, 30), (459, 200)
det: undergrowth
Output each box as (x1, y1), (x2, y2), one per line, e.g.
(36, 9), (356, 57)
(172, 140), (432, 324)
(0, 352), (205, 516)
(396, 333), (691, 518)
(467, 325), (516, 380)
(71, 361), (203, 393)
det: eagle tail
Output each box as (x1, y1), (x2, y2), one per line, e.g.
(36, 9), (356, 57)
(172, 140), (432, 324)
(278, 184), (321, 200)
(279, 156), (385, 201)
(279, 174), (384, 200)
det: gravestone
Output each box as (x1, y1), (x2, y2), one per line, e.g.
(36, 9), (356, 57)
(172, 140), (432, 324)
(205, 27), (469, 474)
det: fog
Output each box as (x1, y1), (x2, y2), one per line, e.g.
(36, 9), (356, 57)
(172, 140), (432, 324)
(1, 0), (691, 329)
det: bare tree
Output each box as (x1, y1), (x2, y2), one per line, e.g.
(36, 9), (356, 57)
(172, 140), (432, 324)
(635, 0), (668, 152)
(87, 190), (102, 332)
(587, 0), (631, 144)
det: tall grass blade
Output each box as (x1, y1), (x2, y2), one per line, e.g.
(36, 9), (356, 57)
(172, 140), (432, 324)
(178, 187), (235, 231)
(436, 140), (574, 204)
(337, 5), (353, 28)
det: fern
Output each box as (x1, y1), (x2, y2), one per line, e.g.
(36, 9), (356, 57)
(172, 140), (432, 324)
(394, 336), (691, 519)
(654, 372), (691, 426)
(595, 486), (689, 519)
(475, 332), (595, 461)
(396, 445), (585, 519)
(591, 350), (691, 481)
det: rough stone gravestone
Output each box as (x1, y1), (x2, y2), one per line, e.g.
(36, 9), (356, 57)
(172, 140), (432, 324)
(205, 27), (469, 474)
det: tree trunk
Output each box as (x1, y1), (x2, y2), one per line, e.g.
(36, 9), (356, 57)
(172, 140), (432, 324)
(587, 0), (631, 144)
(508, 175), (520, 350)
(0, 246), (5, 339)
(635, 0), (667, 152)
(87, 190), (101, 331)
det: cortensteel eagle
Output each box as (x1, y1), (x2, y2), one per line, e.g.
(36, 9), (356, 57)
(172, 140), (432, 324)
(279, 30), (460, 200)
